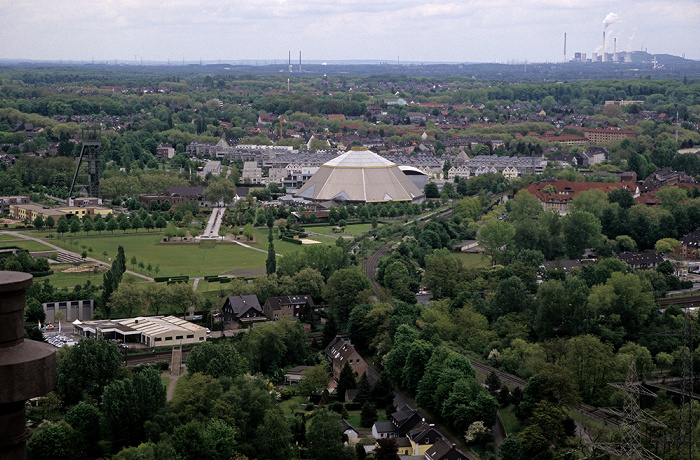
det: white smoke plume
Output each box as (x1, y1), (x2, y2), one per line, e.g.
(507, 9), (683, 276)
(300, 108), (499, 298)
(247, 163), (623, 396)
(603, 13), (618, 29)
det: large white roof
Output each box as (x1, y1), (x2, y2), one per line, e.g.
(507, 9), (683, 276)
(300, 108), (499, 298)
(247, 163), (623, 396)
(324, 148), (396, 168)
(295, 148), (423, 203)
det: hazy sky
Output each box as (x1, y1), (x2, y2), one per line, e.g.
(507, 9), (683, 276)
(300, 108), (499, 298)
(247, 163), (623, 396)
(1, 0), (698, 64)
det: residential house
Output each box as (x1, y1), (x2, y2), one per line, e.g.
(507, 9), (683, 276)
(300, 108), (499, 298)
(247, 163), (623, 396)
(221, 295), (267, 325)
(324, 336), (369, 381)
(202, 160), (222, 177)
(242, 161), (263, 185)
(262, 295), (314, 321)
(342, 420), (359, 442)
(389, 406), (424, 437)
(679, 228), (700, 260)
(523, 179), (640, 214)
(156, 143), (175, 159)
(371, 421), (397, 439)
(615, 251), (665, 270)
(425, 439), (474, 460)
(408, 423), (443, 456)
(583, 127), (637, 144)
(0, 196), (30, 214)
(284, 366), (312, 385)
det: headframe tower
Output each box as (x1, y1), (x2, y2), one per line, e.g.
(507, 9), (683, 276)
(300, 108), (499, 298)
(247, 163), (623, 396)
(69, 127), (101, 200)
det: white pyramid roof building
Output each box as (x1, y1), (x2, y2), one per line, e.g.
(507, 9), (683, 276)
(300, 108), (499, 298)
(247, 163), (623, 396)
(295, 148), (424, 203)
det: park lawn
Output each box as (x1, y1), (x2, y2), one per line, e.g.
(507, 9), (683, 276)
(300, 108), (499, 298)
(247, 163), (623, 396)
(43, 268), (106, 289)
(44, 233), (270, 277)
(453, 252), (490, 268)
(247, 228), (323, 255)
(0, 233), (22, 241)
(0, 238), (56, 252)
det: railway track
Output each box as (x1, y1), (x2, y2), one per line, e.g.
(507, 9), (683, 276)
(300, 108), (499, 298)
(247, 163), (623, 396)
(658, 294), (700, 308)
(469, 358), (621, 427)
(122, 349), (190, 367)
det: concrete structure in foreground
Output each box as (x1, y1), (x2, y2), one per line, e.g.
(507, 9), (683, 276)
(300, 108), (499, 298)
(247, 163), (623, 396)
(0, 272), (56, 460)
(72, 315), (206, 347)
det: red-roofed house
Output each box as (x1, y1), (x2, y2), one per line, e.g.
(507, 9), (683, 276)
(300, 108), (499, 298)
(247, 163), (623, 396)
(523, 179), (640, 214)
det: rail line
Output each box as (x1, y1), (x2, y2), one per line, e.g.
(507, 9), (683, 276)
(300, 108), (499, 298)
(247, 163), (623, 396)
(122, 349), (190, 367)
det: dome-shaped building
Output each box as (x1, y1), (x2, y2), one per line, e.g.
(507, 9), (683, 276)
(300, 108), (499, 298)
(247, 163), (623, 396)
(295, 148), (424, 204)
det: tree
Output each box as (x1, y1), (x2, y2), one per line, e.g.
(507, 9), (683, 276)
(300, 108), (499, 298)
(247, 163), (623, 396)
(45, 215), (55, 229)
(510, 191), (542, 221)
(490, 275), (531, 318)
(298, 363), (329, 398)
(423, 248), (461, 299)
(609, 188), (635, 209)
(570, 189), (609, 218)
(186, 341), (246, 379)
(478, 220), (515, 264)
(656, 237), (681, 254)
(64, 401), (101, 457)
(375, 438), (400, 460)
(27, 421), (77, 460)
(657, 186), (688, 211)
(25, 297), (46, 324)
(355, 372), (373, 405)
(336, 361), (357, 402)
(56, 338), (123, 404)
(424, 182), (440, 198)
(143, 215), (155, 231)
(81, 215), (93, 234)
(266, 227), (276, 275)
(94, 216), (106, 233)
(360, 402), (378, 428)
(499, 436), (523, 460)
(256, 409), (293, 460)
(33, 215), (44, 230)
(306, 409), (345, 460)
(69, 217), (81, 235)
(562, 211), (602, 259)
(107, 218), (118, 233)
(323, 268), (371, 324)
(56, 216), (69, 235)
(454, 197), (481, 221)
(130, 215), (143, 232)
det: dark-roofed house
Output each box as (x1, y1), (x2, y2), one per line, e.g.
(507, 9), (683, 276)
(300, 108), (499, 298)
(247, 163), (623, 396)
(390, 406), (424, 437)
(425, 439), (474, 460)
(325, 336), (369, 381)
(615, 251), (665, 270)
(372, 420), (397, 439)
(408, 422), (443, 456)
(341, 419), (359, 441)
(222, 295), (266, 325)
(263, 295), (314, 321)
(679, 228), (700, 260)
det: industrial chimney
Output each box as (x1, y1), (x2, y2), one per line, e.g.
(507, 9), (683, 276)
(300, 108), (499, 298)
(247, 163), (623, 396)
(563, 33), (567, 63)
(602, 31), (606, 62)
(614, 38), (618, 62)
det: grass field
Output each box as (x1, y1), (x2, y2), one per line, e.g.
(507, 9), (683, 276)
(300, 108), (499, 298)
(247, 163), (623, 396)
(499, 404), (521, 435)
(0, 237), (55, 252)
(43, 267), (106, 289)
(308, 223), (376, 237)
(454, 252), (490, 268)
(42, 233), (271, 277)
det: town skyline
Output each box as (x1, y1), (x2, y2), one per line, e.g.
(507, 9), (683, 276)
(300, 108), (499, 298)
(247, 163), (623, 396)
(1, 0), (698, 64)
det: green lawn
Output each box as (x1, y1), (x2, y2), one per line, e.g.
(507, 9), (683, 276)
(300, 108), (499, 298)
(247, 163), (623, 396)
(345, 409), (388, 430)
(41, 233), (270, 277)
(499, 404), (521, 435)
(0, 237), (55, 252)
(43, 267), (106, 289)
(279, 395), (308, 416)
(454, 252), (490, 268)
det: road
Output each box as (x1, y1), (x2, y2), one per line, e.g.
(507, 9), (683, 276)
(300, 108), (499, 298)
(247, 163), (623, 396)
(2, 231), (153, 281)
